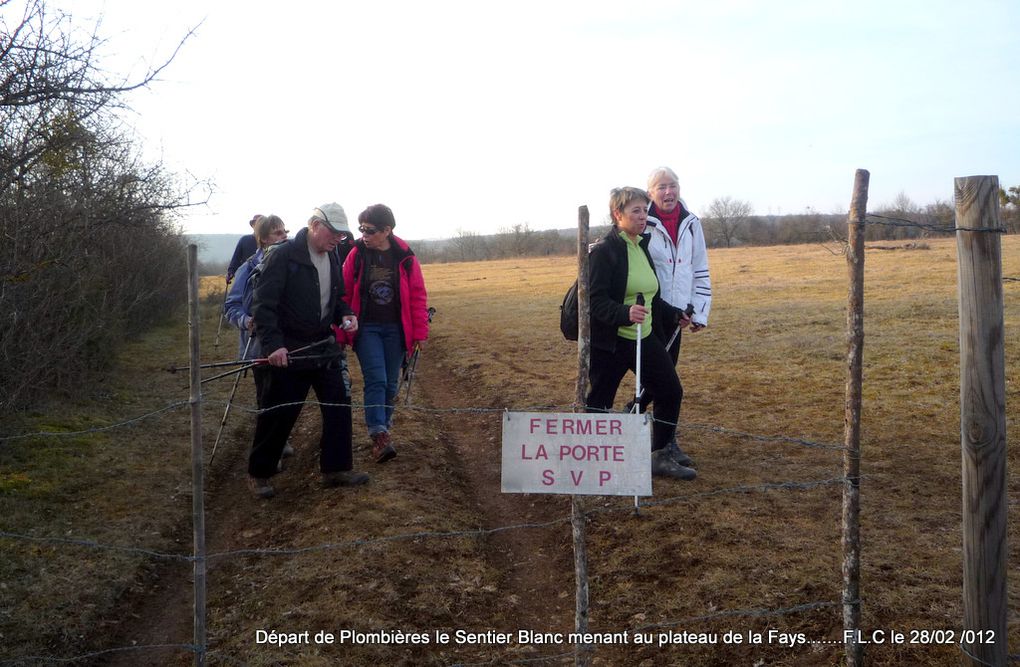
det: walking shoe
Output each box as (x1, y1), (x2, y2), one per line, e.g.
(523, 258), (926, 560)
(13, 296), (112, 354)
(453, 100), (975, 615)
(247, 476), (275, 499)
(665, 440), (696, 468)
(370, 431), (397, 464)
(282, 442), (295, 458)
(321, 470), (370, 488)
(650, 449), (697, 481)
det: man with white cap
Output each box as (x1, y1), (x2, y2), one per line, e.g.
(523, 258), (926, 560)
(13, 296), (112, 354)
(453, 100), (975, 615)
(247, 202), (368, 498)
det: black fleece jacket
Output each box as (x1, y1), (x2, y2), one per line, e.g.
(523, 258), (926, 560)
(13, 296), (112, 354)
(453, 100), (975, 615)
(588, 228), (665, 353)
(252, 227), (354, 355)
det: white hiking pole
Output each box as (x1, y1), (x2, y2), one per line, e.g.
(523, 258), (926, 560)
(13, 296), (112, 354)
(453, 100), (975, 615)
(633, 293), (644, 513)
(632, 303), (691, 406)
(209, 334), (252, 465)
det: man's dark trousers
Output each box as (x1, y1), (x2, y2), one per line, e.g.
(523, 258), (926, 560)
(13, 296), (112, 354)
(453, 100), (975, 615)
(248, 361), (352, 479)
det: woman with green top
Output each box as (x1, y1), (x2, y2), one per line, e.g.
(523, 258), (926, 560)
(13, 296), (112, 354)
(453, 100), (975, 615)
(585, 186), (694, 481)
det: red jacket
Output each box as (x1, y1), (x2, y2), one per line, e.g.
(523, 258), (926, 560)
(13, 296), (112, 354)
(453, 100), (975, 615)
(340, 234), (429, 353)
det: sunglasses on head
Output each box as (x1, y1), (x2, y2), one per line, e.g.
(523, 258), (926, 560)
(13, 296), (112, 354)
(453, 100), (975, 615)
(358, 226), (382, 236)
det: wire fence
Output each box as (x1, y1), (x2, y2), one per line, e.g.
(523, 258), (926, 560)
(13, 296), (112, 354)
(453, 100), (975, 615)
(2, 192), (1012, 666)
(1, 393), (856, 666)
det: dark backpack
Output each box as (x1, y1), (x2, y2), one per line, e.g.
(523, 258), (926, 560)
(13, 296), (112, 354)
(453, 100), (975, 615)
(559, 280), (580, 341)
(560, 240), (609, 341)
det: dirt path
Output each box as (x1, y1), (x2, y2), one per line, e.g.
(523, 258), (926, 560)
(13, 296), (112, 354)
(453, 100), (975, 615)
(418, 344), (574, 633)
(99, 338), (574, 665)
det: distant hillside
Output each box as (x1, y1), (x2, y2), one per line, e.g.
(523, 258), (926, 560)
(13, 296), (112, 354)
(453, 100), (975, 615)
(186, 234), (246, 266)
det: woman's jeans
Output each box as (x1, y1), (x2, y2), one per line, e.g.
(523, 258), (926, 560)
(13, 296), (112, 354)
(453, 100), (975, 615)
(354, 323), (405, 435)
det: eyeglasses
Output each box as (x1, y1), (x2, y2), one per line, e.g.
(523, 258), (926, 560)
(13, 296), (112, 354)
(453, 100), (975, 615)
(358, 226), (382, 236)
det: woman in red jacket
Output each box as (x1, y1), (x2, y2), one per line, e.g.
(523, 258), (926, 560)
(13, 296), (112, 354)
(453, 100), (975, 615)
(342, 204), (429, 463)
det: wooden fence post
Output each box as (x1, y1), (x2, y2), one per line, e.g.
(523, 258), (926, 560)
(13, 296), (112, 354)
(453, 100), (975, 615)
(572, 205), (592, 666)
(187, 244), (207, 667)
(843, 169), (868, 667)
(955, 175), (1007, 667)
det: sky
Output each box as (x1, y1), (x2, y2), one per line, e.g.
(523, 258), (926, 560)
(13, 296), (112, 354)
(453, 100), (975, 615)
(37, 0), (1020, 240)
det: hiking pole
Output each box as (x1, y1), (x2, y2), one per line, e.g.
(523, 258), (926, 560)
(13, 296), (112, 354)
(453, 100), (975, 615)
(398, 306), (436, 405)
(167, 336), (335, 374)
(209, 335), (253, 465)
(634, 293), (644, 514)
(632, 303), (693, 405)
(214, 280), (230, 348)
(198, 352), (336, 385)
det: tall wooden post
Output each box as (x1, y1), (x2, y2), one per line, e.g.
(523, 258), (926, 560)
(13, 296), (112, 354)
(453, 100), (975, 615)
(571, 206), (591, 666)
(187, 245), (207, 667)
(956, 175), (1007, 667)
(842, 169), (868, 667)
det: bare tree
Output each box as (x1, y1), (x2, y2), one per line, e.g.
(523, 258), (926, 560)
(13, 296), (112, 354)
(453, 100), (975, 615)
(493, 222), (534, 258)
(449, 227), (489, 261)
(0, 0), (203, 411)
(705, 196), (752, 248)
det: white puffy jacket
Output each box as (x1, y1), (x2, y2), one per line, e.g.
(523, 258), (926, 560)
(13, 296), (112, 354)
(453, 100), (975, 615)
(645, 199), (712, 326)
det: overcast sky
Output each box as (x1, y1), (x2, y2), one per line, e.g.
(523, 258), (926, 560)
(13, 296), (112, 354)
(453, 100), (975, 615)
(48, 0), (1020, 239)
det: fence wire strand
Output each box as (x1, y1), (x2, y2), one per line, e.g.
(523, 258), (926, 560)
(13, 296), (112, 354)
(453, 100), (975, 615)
(0, 643), (198, 666)
(863, 213), (1007, 234)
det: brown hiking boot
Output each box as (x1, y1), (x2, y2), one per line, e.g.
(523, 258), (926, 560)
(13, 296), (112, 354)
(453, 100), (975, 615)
(371, 431), (397, 463)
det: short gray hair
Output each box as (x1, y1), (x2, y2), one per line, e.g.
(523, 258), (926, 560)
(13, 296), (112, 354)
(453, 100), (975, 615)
(647, 166), (680, 191)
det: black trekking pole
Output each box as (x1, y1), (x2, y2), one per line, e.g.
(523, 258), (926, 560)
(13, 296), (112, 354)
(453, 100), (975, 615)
(209, 335), (253, 465)
(397, 306), (436, 405)
(167, 336), (335, 375)
(198, 352), (336, 385)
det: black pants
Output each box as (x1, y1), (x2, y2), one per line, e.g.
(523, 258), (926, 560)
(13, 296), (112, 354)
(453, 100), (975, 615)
(248, 362), (353, 478)
(586, 334), (682, 451)
(637, 319), (682, 413)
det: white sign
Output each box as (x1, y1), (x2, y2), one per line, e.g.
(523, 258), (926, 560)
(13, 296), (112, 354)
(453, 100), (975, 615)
(500, 412), (652, 496)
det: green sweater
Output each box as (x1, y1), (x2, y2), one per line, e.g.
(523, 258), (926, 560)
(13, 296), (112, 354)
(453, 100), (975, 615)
(617, 231), (658, 340)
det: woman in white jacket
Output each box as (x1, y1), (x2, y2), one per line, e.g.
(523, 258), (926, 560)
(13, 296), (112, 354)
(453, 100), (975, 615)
(639, 166), (712, 467)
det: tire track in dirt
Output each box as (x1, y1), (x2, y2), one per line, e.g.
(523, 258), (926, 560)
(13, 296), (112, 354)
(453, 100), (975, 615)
(418, 342), (575, 636)
(98, 419), (258, 667)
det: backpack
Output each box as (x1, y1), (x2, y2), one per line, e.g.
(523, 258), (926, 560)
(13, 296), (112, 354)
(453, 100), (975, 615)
(559, 280), (580, 341)
(560, 239), (608, 341)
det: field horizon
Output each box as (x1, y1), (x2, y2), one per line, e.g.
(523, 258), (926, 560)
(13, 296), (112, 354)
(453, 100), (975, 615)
(2, 235), (1018, 666)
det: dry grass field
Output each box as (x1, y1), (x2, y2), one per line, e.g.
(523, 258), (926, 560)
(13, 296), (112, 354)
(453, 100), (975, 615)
(1, 235), (1018, 666)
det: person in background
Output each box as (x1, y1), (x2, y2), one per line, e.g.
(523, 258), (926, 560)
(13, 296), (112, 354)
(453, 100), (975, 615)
(637, 167), (712, 468)
(341, 204), (429, 464)
(333, 228), (355, 266)
(247, 202), (367, 498)
(224, 214), (288, 363)
(585, 186), (694, 481)
(227, 214), (261, 285)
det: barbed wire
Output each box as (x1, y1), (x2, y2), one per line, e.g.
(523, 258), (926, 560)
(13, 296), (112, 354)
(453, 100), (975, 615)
(0, 347), (991, 665)
(0, 476), (846, 564)
(863, 214), (1007, 234)
(0, 643), (197, 666)
(629, 477), (849, 512)
(0, 400), (189, 442)
(0, 530), (193, 561)
(0, 398), (845, 455)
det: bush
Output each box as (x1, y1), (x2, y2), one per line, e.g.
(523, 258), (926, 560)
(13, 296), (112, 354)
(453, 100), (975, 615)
(0, 1), (201, 412)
